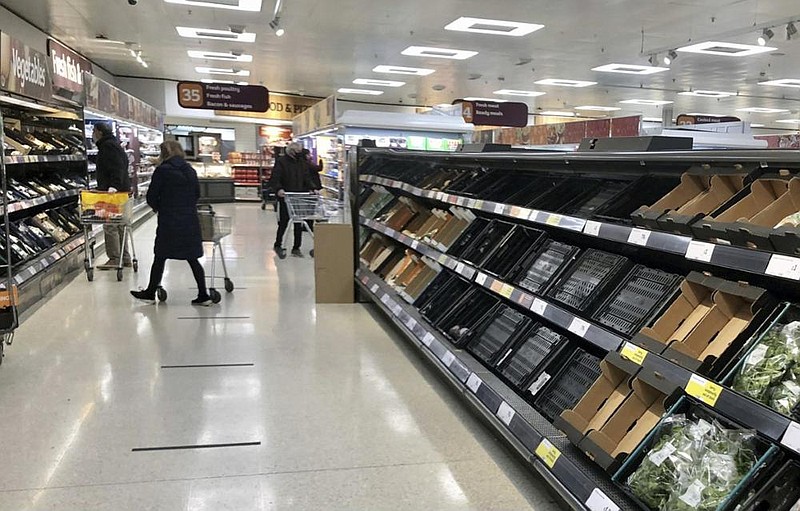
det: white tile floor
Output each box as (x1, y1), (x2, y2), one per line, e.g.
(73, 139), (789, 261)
(0, 204), (563, 510)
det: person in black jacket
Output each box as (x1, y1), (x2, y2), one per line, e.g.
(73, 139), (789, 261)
(130, 141), (212, 306)
(270, 142), (321, 258)
(93, 122), (132, 269)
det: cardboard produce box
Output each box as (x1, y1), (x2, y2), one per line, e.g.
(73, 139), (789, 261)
(405, 261), (439, 302)
(315, 223), (354, 304)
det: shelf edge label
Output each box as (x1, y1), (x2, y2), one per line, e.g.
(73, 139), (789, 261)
(535, 438), (561, 469)
(496, 401), (515, 426)
(685, 374), (722, 407)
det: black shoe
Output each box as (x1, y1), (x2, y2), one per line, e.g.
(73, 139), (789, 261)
(309, 249), (314, 258)
(291, 248), (303, 258)
(192, 295), (213, 307)
(273, 244), (286, 259)
(130, 289), (156, 304)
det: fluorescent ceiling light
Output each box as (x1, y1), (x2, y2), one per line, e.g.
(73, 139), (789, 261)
(759, 79), (800, 88)
(201, 79), (235, 84)
(591, 63), (669, 75)
(444, 16), (544, 37)
(401, 46), (478, 60)
(493, 89), (545, 97)
(620, 99), (673, 106)
(534, 78), (596, 88)
(751, 123), (766, 127)
(538, 111), (576, 117)
(372, 65), (435, 76)
(187, 50), (253, 62)
(575, 105), (621, 111)
(195, 67), (250, 76)
(176, 26), (256, 43)
(165, 0), (262, 11)
(353, 78), (405, 87)
(463, 97), (509, 103)
(678, 90), (735, 98)
(736, 107), (789, 113)
(643, 117), (663, 122)
(337, 88), (384, 95)
(0, 95), (61, 113)
(676, 41), (776, 57)
(776, 119), (800, 124)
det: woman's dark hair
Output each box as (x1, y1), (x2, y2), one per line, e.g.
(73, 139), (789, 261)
(94, 122), (114, 137)
(160, 140), (186, 162)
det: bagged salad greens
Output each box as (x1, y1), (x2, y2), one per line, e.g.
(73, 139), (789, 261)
(732, 321), (800, 417)
(626, 414), (758, 511)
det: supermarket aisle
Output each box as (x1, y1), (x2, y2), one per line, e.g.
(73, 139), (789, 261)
(0, 204), (561, 511)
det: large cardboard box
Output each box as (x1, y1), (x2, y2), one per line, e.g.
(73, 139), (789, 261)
(315, 223), (354, 304)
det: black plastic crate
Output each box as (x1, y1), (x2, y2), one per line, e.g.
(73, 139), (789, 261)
(451, 168), (502, 197)
(417, 272), (470, 317)
(466, 305), (531, 365)
(547, 249), (631, 313)
(481, 172), (549, 203)
(505, 174), (567, 207)
(591, 265), (682, 337)
(594, 174), (682, 223)
(459, 220), (515, 267)
(482, 226), (547, 279)
(735, 459), (800, 511)
(443, 168), (493, 194)
(533, 348), (603, 422)
(435, 289), (500, 345)
(513, 240), (579, 295)
(495, 323), (569, 391)
(559, 179), (632, 218)
(446, 217), (489, 259)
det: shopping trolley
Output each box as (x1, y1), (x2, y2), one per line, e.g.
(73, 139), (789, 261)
(197, 205), (235, 304)
(80, 190), (138, 282)
(282, 192), (343, 255)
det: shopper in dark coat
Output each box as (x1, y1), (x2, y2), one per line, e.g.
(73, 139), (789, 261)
(93, 122), (132, 269)
(131, 141), (211, 306)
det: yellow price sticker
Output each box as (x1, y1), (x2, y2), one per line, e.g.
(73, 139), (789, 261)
(535, 438), (561, 469)
(437, 254), (448, 265)
(500, 283), (514, 299)
(474, 200), (484, 210)
(546, 214), (560, 226)
(685, 374), (723, 407)
(620, 342), (648, 366)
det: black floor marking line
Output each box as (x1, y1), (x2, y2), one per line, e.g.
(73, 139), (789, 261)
(132, 441), (261, 452)
(176, 316), (251, 320)
(161, 363), (255, 369)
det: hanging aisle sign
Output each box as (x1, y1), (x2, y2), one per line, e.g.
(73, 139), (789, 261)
(48, 39), (92, 96)
(0, 32), (53, 102)
(177, 81), (269, 112)
(460, 100), (528, 128)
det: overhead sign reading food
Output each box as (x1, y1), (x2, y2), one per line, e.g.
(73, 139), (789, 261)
(0, 32), (53, 102)
(47, 39), (92, 95)
(217, 93), (319, 121)
(177, 81), (269, 112)
(460, 100), (528, 128)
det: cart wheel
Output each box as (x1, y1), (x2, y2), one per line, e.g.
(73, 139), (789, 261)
(87, 268), (94, 282)
(116, 269), (123, 281)
(261, 202), (266, 210)
(224, 278), (234, 293)
(210, 289), (222, 304)
(133, 260), (139, 272)
(84, 259), (90, 271)
(156, 287), (168, 303)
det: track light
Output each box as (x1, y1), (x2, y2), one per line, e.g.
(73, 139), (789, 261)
(788, 22), (798, 40)
(758, 28), (775, 46)
(663, 50), (677, 66)
(269, 19), (284, 36)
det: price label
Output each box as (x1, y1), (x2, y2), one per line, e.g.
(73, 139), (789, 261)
(457, 197), (467, 207)
(568, 317), (591, 337)
(449, 195), (458, 204)
(466, 373), (482, 393)
(496, 401), (515, 426)
(781, 421), (800, 454)
(490, 280), (504, 293)
(528, 209), (540, 221)
(360, 275), (369, 285)
(494, 203), (505, 215)
(510, 206), (523, 218)
(628, 228), (652, 246)
(584, 220), (602, 237)
(531, 298), (548, 316)
(411, 240), (420, 251)
(476, 272), (488, 286)
(405, 317), (417, 330)
(500, 283), (514, 299)
(466, 199), (478, 209)
(422, 332), (435, 347)
(766, 254), (800, 280)
(456, 262), (466, 275)
(586, 489), (620, 511)
(475, 200), (484, 210)
(535, 438), (561, 469)
(685, 374), (723, 407)
(437, 254), (448, 265)
(620, 342), (648, 365)
(370, 284), (379, 294)
(546, 214), (561, 226)
(685, 240), (715, 263)
(380, 294), (391, 305)
(442, 351), (456, 367)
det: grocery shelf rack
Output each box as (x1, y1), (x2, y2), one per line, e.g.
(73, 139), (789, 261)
(353, 147), (800, 511)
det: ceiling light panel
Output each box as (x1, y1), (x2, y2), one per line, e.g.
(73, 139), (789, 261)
(534, 78), (596, 87)
(493, 89), (546, 97)
(401, 46), (478, 60)
(337, 88), (384, 95)
(195, 67), (250, 76)
(372, 65), (435, 76)
(591, 63), (669, 75)
(444, 17), (544, 37)
(676, 41), (776, 57)
(736, 107), (789, 113)
(678, 90), (735, 98)
(187, 50), (253, 62)
(538, 111), (576, 117)
(575, 105), (622, 111)
(201, 79), (235, 84)
(176, 27), (256, 42)
(165, 0), (262, 10)
(620, 99), (673, 105)
(353, 78), (406, 87)
(776, 119), (800, 124)
(759, 79), (800, 88)
(463, 97), (509, 102)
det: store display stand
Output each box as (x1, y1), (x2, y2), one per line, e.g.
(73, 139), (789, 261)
(0, 107), (19, 365)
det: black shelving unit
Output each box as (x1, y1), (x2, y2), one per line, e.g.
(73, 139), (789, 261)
(355, 148), (800, 511)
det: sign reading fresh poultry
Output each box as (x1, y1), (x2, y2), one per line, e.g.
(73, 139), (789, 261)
(177, 81), (269, 113)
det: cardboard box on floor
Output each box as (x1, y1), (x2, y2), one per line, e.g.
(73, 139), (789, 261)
(315, 223), (354, 304)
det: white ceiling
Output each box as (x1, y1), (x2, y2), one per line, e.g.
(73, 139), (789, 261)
(3, 0), (800, 128)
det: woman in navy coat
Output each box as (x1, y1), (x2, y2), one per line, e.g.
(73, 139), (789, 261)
(130, 141), (211, 305)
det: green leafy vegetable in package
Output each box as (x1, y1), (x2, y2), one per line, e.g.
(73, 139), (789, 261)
(626, 414), (758, 511)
